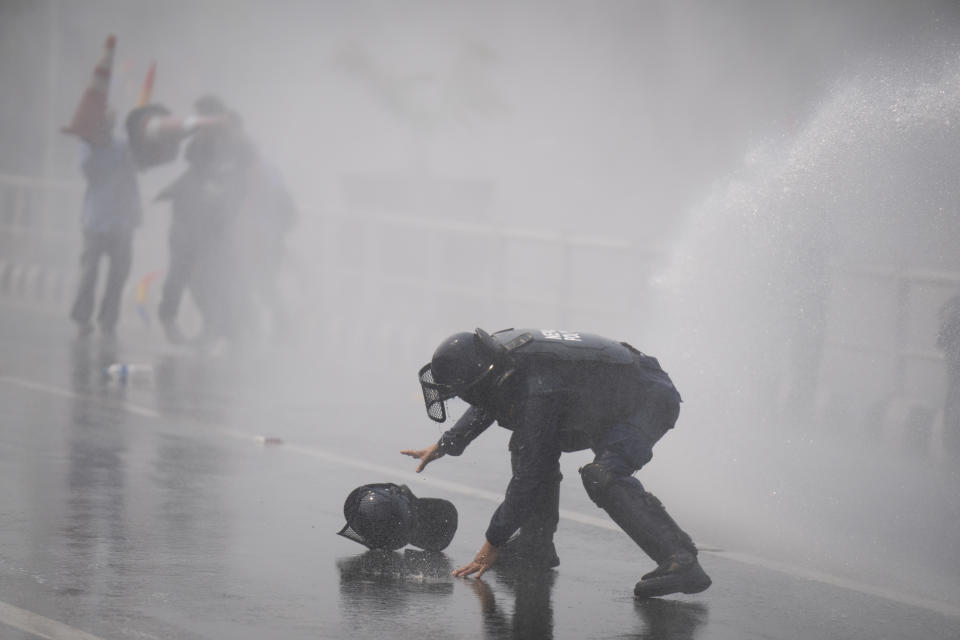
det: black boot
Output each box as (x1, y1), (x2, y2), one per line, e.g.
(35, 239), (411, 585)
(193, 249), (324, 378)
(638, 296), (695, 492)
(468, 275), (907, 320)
(581, 464), (710, 598)
(633, 552), (711, 598)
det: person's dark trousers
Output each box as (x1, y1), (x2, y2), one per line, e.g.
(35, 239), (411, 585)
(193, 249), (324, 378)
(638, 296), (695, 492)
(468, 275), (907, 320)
(157, 227), (199, 325)
(500, 434), (562, 568)
(70, 229), (133, 332)
(509, 446), (561, 543)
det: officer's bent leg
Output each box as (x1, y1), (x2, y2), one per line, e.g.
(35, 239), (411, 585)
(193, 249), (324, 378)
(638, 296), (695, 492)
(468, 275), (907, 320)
(509, 443), (561, 542)
(579, 411), (710, 597)
(498, 433), (562, 569)
(579, 457), (697, 566)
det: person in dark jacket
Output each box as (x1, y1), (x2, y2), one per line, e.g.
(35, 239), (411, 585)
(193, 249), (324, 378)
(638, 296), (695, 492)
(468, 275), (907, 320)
(155, 95), (252, 344)
(402, 328), (711, 599)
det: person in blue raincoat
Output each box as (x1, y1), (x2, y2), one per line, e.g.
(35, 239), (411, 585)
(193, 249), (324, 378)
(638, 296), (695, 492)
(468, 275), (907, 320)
(69, 111), (142, 339)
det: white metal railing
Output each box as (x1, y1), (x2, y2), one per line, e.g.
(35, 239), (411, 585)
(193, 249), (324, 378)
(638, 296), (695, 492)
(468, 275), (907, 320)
(2, 171), (958, 451)
(0, 173), (83, 301)
(817, 261), (958, 444)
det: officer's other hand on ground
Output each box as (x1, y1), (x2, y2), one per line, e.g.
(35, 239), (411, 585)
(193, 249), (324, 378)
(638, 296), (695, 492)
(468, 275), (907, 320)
(452, 540), (499, 578)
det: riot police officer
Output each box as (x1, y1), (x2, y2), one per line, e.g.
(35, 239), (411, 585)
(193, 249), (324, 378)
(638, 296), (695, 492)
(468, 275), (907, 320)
(402, 328), (711, 599)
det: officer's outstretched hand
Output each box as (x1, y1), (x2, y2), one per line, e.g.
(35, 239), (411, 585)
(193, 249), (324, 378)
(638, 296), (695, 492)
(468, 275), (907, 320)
(453, 540), (499, 579)
(400, 442), (444, 473)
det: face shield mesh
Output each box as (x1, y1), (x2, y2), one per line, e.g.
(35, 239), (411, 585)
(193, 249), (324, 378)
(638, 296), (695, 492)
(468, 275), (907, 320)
(337, 523), (367, 546)
(419, 363), (450, 422)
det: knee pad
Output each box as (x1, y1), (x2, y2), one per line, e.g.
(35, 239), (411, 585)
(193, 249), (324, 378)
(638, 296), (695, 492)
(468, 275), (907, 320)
(579, 462), (616, 506)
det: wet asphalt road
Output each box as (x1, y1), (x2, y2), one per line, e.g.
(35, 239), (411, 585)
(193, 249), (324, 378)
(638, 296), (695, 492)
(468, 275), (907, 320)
(1, 302), (959, 640)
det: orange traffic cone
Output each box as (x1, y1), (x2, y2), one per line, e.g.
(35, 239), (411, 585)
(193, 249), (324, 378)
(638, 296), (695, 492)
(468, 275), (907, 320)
(136, 60), (156, 108)
(62, 34), (116, 143)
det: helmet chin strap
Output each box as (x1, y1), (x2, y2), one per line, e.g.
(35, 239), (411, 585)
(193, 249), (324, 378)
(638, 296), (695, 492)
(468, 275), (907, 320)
(492, 366), (515, 389)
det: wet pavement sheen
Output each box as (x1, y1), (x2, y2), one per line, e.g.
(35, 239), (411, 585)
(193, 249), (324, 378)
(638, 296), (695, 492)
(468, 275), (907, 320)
(0, 304), (958, 639)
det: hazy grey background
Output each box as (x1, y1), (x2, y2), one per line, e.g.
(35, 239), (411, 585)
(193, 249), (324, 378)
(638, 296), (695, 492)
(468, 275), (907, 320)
(3, 0), (960, 609)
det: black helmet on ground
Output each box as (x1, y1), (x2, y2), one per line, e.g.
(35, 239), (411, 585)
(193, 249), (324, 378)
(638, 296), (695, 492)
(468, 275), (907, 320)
(337, 483), (458, 552)
(418, 328), (508, 422)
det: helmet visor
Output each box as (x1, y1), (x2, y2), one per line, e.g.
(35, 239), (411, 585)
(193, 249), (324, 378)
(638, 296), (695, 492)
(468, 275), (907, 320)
(409, 497), (458, 551)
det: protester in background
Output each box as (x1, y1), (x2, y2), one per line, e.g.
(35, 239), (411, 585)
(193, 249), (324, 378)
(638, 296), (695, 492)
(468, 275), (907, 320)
(69, 110), (142, 340)
(237, 157), (297, 343)
(155, 95), (252, 345)
(937, 291), (960, 457)
(156, 94), (297, 348)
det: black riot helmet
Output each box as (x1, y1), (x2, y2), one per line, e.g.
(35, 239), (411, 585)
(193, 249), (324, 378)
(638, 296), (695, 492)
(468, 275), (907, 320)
(419, 329), (508, 422)
(337, 483), (458, 551)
